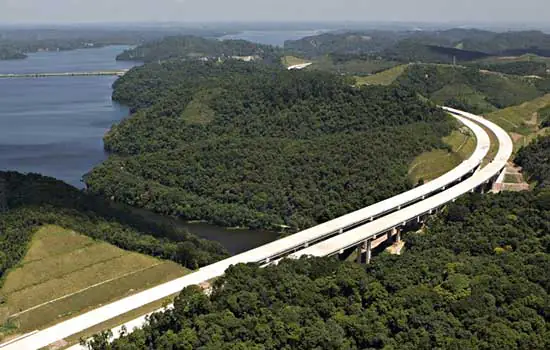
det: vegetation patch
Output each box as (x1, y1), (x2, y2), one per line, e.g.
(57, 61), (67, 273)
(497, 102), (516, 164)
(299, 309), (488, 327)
(0, 225), (188, 336)
(180, 89), (220, 125)
(396, 64), (548, 113)
(308, 55), (400, 76)
(281, 55), (310, 67)
(516, 134), (550, 188)
(486, 94), (550, 152)
(408, 126), (476, 183)
(354, 64), (408, 86)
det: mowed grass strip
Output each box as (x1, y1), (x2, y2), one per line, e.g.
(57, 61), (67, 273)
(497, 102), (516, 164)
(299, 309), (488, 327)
(408, 127), (476, 183)
(354, 64), (408, 86)
(0, 225), (188, 334)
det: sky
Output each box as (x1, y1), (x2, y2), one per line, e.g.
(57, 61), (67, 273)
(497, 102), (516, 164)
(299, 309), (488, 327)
(0, 0), (547, 24)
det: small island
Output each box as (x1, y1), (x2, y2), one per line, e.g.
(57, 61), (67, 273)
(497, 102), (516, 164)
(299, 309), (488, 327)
(0, 48), (27, 60)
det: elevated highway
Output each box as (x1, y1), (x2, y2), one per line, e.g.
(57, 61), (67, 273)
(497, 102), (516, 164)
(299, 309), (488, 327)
(288, 108), (513, 262)
(1, 108), (500, 350)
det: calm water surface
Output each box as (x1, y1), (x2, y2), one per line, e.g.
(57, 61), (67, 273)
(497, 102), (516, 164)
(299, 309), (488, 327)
(220, 30), (325, 46)
(0, 46), (135, 188)
(0, 44), (281, 253)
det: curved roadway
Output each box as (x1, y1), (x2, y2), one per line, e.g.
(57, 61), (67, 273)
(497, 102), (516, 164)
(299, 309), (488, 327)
(289, 108), (513, 259)
(0, 109), (497, 350)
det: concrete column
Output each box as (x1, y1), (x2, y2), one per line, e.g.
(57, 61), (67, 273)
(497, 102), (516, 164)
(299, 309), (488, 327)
(366, 240), (372, 264)
(356, 245), (362, 264)
(396, 229), (401, 242)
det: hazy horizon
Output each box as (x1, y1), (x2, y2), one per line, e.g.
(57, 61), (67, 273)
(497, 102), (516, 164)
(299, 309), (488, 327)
(0, 0), (547, 25)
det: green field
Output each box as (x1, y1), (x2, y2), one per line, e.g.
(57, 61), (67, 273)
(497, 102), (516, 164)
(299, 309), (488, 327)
(354, 64), (409, 86)
(0, 225), (188, 337)
(486, 94), (550, 152)
(307, 56), (400, 76)
(408, 127), (476, 183)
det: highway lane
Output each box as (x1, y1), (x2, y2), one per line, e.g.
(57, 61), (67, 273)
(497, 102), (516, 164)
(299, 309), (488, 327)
(0, 109), (491, 350)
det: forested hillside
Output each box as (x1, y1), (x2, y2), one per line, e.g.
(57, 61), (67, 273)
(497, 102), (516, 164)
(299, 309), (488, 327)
(116, 35), (282, 63)
(85, 60), (454, 230)
(86, 187), (550, 349)
(516, 135), (550, 188)
(395, 64), (550, 113)
(0, 171), (228, 287)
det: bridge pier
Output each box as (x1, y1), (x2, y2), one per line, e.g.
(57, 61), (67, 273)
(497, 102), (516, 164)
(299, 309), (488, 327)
(354, 240), (372, 264)
(365, 240), (372, 264)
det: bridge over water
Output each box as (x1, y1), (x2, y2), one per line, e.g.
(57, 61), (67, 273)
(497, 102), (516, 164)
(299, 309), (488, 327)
(0, 70), (128, 79)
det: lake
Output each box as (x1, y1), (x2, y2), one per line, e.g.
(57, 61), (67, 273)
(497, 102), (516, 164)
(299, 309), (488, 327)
(0, 43), (287, 253)
(0, 45), (135, 188)
(219, 30), (325, 46)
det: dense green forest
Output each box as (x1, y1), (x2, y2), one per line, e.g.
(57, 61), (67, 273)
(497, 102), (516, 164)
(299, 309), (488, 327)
(85, 188), (550, 349)
(86, 60), (454, 230)
(515, 135), (550, 188)
(116, 36), (282, 63)
(394, 64), (550, 113)
(0, 171), (228, 286)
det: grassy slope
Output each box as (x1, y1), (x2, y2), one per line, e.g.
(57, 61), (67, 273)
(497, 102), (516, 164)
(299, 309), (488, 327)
(486, 93), (550, 152)
(0, 225), (188, 336)
(281, 55), (310, 67)
(308, 56), (400, 76)
(408, 126), (476, 183)
(354, 64), (409, 86)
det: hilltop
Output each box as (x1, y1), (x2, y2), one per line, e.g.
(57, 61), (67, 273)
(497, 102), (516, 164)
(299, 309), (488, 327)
(285, 29), (550, 63)
(116, 35), (282, 63)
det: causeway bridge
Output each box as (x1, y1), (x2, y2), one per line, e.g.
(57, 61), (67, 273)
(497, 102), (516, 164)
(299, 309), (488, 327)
(0, 70), (128, 79)
(1, 107), (513, 350)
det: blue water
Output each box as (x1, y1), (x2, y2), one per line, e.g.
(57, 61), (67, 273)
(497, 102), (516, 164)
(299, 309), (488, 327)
(0, 44), (281, 252)
(0, 46), (136, 187)
(219, 30), (324, 46)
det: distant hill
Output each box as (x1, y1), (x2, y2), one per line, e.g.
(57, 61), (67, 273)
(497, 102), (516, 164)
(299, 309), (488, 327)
(395, 64), (550, 113)
(285, 29), (550, 64)
(116, 35), (282, 63)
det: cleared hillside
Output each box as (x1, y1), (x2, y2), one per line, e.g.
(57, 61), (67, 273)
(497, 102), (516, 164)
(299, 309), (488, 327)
(0, 225), (188, 340)
(396, 64), (550, 113)
(486, 94), (550, 152)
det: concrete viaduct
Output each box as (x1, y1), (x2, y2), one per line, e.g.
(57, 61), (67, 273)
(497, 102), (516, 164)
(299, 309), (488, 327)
(1, 107), (512, 350)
